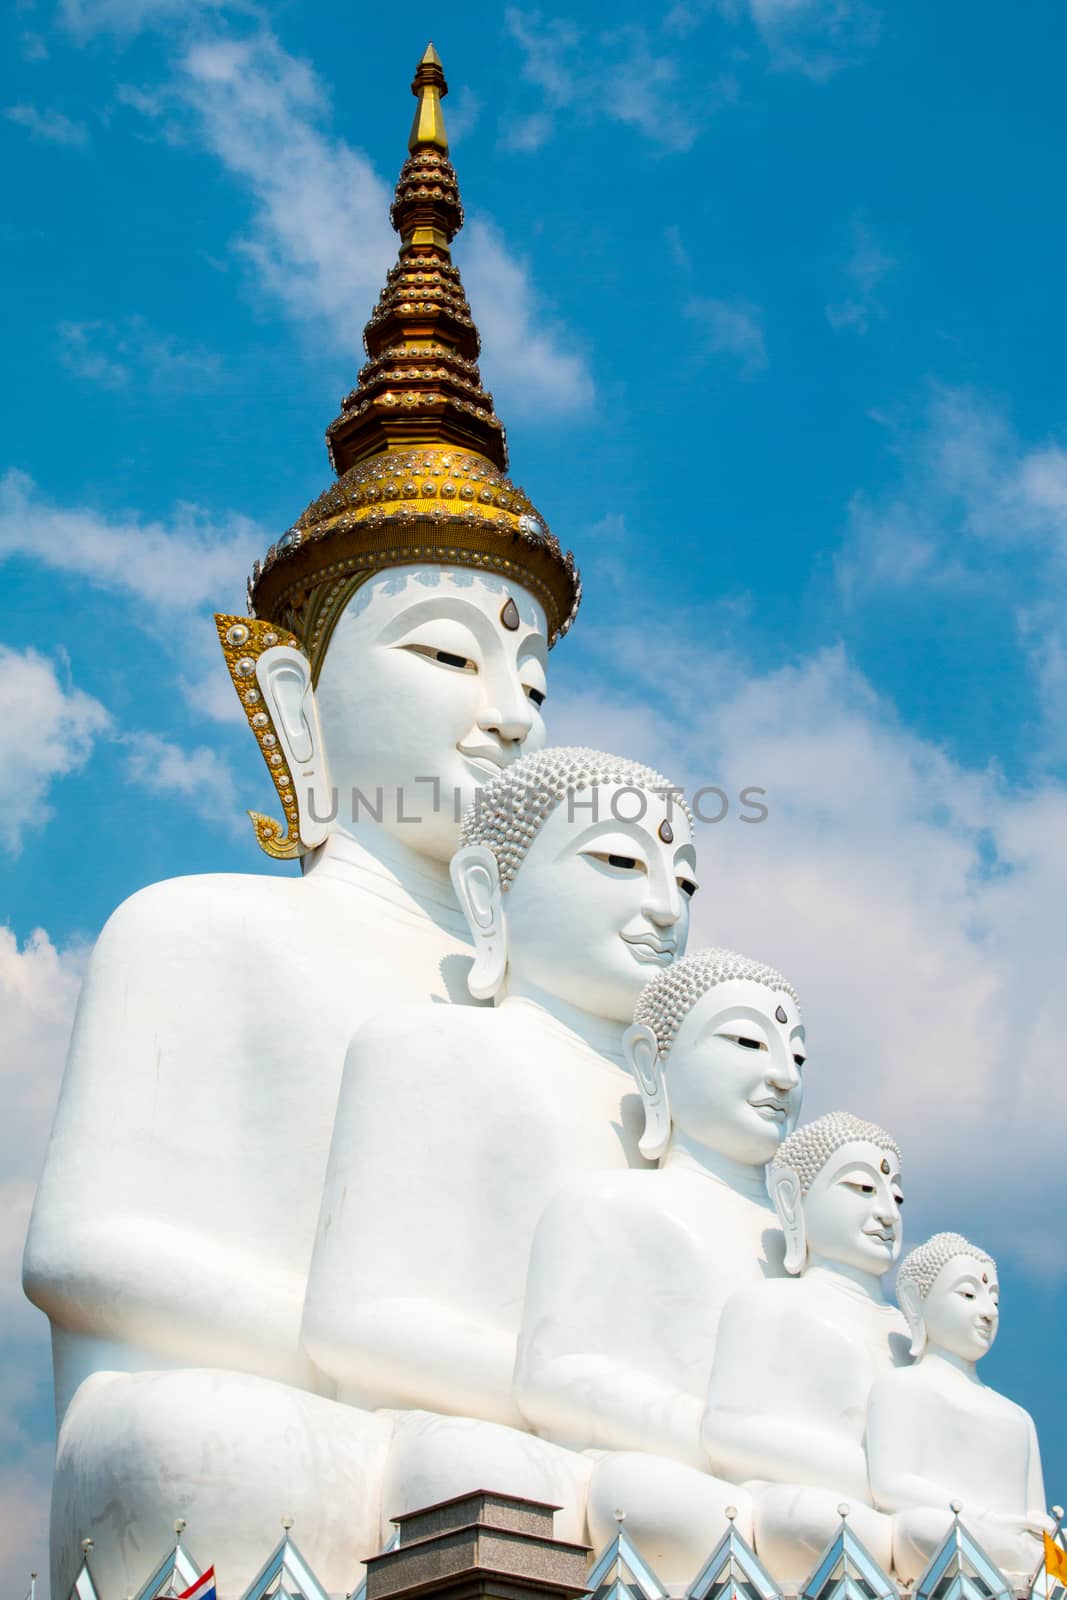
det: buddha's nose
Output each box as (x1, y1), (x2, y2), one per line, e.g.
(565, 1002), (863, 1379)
(478, 694), (533, 746)
(643, 879), (682, 929)
(769, 1053), (800, 1092)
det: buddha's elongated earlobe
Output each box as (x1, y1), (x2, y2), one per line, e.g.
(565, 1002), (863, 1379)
(450, 844), (507, 1000)
(257, 646), (332, 851)
(624, 1022), (671, 1162)
(769, 1164), (806, 1275)
(897, 1275), (927, 1359)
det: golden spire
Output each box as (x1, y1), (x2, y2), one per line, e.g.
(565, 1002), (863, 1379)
(409, 43), (449, 154)
(323, 42), (503, 478)
(239, 44), (580, 747)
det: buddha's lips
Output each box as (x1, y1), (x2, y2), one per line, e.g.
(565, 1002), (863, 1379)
(620, 931), (676, 962)
(457, 741), (520, 776)
(864, 1227), (897, 1246)
(750, 1097), (789, 1120)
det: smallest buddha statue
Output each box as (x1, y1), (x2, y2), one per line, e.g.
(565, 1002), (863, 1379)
(868, 1232), (1049, 1582)
(702, 1111), (908, 1580)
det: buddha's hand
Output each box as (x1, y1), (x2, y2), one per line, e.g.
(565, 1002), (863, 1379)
(987, 1511), (1053, 1537)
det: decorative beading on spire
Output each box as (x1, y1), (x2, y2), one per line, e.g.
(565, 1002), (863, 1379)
(324, 42), (505, 478)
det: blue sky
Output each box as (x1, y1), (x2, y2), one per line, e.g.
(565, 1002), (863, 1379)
(5, 0), (1067, 1590)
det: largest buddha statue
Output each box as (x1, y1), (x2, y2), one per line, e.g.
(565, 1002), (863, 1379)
(23, 47), (582, 1600)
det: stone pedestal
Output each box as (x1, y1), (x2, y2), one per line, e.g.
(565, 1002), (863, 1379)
(365, 1491), (591, 1600)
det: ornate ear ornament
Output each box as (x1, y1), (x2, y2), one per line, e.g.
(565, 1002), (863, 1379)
(216, 615), (308, 861)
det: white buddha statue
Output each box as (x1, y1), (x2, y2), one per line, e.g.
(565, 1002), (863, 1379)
(868, 1232), (1049, 1581)
(512, 949), (805, 1582)
(23, 49), (584, 1600)
(702, 1112), (909, 1580)
(301, 745), (699, 1433)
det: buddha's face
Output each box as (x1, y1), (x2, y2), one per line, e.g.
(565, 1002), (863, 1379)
(667, 981), (805, 1165)
(802, 1139), (903, 1277)
(504, 783), (698, 1022)
(922, 1253), (999, 1362)
(315, 566), (548, 862)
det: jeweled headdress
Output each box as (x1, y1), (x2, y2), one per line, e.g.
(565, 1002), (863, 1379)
(216, 44), (582, 860)
(234, 44), (580, 669)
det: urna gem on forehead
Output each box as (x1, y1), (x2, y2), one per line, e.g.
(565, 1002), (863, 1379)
(460, 745), (694, 891)
(773, 1110), (901, 1192)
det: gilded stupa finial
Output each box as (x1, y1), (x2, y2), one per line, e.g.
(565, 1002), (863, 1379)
(316, 43), (501, 486)
(409, 43), (448, 154)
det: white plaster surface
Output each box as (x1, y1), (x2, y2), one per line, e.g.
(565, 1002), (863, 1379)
(49, 1370), (392, 1600)
(23, 564), (552, 1589)
(869, 1250), (1047, 1579)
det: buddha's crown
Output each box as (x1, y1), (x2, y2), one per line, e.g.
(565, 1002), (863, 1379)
(244, 44), (581, 675)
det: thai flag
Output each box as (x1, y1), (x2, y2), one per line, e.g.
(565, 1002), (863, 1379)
(177, 1567), (217, 1600)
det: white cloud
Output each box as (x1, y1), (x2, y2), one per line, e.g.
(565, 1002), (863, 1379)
(59, 0), (221, 38)
(176, 32), (394, 337)
(503, 9), (728, 153)
(460, 219), (594, 416)
(0, 648), (111, 855)
(5, 104), (87, 146)
(0, 469), (259, 615)
(57, 316), (223, 392)
(123, 732), (244, 833)
(0, 926), (88, 1593)
(0, 472), (262, 732)
(837, 387), (1067, 752)
(20, 32), (49, 62)
(826, 216), (895, 333)
(666, 0), (879, 78)
(686, 295), (768, 378)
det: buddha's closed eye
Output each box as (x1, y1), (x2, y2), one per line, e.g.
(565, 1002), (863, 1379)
(723, 1034), (768, 1052)
(585, 852), (645, 874)
(403, 643), (478, 673)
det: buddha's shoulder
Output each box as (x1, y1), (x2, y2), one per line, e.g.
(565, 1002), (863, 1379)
(349, 1000), (491, 1054)
(539, 1168), (668, 1226)
(721, 1274), (800, 1320)
(97, 870), (306, 957)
